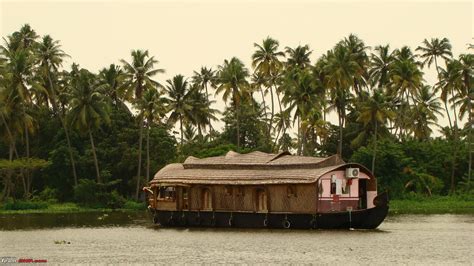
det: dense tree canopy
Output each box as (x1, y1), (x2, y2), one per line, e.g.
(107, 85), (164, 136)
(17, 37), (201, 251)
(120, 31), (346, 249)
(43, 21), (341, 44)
(0, 25), (472, 204)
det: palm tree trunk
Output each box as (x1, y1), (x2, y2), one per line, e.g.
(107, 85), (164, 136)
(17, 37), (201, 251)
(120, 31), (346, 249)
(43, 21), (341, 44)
(146, 119), (150, 183)
(135, 119), (144, 200)
(205, 84), (213, 138)
(88, 128), (101, 183)
(269, 87), (275, 137)
(236, 98), (240, 150)
(273, 125), (282, 152)
(371, 120), (378, 175)
(338, 111), (343, 157)
(297, 116), (301, 155)
(48, 70), (78, 186)
(179, 115), (184, 147)
(260, 88), (267, 121)
(23, 115), (30, 199)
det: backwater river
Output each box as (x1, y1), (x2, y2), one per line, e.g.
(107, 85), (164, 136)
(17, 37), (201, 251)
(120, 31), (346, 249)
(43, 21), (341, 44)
(0, 212), (473, 264)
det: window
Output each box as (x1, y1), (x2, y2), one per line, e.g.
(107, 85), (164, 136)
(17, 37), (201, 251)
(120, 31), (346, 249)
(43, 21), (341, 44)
(225, 186), (233, 196)
(236, 186), (245, 197)
(256, 189), (267, 212)
(201, 188), (212, 210)
(287, 185), (297, 197)
(182, 188), (189, 209)
(158, 186), (176, 201)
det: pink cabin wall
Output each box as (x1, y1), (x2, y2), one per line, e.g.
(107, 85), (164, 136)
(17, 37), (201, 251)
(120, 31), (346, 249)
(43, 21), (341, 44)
(317, 170), (372, 212)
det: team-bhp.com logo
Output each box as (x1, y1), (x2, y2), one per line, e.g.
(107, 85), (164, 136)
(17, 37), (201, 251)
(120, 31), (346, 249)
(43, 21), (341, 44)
(1, 257), (47, 263)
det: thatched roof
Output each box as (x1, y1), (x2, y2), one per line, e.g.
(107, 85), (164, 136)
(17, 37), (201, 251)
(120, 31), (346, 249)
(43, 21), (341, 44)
(150, 151), (354, 185)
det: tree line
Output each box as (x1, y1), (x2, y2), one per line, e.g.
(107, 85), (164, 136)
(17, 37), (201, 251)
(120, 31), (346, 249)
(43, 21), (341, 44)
(0, 24), (472, 204)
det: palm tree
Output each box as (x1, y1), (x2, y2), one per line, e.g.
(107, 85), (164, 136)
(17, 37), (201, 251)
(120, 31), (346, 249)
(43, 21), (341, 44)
(451, 54), (474, 183)
(251, 72), (268, 122)
(164, 74), (192, 147)
(216, 57), (250, 149)
(369, 45), (394, 89)
(342, 34), (369, 98)
(273, 109), (291, 151)
(135, 88), (167, 192)
(355, 89), (394, 174)
(34, 35), (79, 185)
(411, 85), (443, 140)
(252, 37), (285, 132)
(281, 68), (321, 155)
(121, 49), (163, 194)
(121, 50), (163, 100)
(97, 64), (128, 111)
(192, 67), (216, 134)
(285, 45), (312, 70)
(416, 38), (453, 128)
(188, 84), (219, 139)
(68, 69), (110, 183)
(324, 44), (358, 156)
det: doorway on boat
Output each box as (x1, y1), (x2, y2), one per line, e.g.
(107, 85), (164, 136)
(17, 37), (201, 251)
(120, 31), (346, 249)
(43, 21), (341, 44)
(201, 188), (212, 210)
(256, 188), (267, 212)
(181, 187), (189, 210)
(359, 179), (367, 209)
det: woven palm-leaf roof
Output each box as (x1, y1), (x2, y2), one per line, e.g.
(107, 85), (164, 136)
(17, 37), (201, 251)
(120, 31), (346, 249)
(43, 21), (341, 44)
(151, 151), (354, 185)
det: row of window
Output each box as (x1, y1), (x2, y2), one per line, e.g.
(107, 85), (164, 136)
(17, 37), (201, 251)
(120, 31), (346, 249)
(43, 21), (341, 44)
(158, 186), (298, 200)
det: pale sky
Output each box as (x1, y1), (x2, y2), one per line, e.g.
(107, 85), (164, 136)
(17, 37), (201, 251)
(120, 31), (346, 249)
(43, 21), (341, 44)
(1, 0), (473, 135)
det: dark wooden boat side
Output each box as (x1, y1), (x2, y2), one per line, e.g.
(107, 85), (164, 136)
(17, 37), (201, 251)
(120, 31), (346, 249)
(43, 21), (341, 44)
(151, 193), (389, 230)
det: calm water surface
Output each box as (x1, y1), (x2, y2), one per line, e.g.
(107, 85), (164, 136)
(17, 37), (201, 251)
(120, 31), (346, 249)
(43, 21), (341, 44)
(0, 212), (473, 264)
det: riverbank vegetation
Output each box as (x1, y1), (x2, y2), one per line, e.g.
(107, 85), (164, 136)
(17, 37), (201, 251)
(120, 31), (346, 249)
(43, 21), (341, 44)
(0, 25), (472, 213)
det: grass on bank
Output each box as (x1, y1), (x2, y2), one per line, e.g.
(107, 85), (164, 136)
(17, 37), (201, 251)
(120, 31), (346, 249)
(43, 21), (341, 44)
(0, 200), (146, 214)
(389, 195), (474, 215)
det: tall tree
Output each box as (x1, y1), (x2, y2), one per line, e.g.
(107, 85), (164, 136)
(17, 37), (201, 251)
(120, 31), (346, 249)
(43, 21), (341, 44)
(216, 57), (250, 149)
(164, 74), (192, 147)
(324, 44), (358, 156)
(192, 67), (216, 134)
(416, 38), (453, 128)
(252, 37), (285, 134)
(34, 35), (79, 185)
(121, 50), (163, 195)
(355, 89), (394, 174)
(68, 69), (110, 183)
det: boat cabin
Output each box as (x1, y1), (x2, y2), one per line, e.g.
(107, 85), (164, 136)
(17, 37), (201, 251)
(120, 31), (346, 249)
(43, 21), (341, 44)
(146, 151), (378, 215)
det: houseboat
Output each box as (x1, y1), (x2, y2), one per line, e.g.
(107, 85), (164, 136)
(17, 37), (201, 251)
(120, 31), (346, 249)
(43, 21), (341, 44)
(143, 151), (388, 229)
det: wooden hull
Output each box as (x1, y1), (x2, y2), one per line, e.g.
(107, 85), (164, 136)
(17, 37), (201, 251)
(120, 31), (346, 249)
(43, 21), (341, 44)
(150, 204), (388, 229)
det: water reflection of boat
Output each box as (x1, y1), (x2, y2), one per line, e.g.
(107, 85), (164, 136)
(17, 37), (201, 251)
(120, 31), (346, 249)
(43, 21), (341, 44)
(144, 151), (389, 229)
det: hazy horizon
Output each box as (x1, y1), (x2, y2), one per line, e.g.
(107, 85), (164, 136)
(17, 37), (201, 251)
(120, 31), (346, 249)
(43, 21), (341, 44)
(1, 0), (472, 135)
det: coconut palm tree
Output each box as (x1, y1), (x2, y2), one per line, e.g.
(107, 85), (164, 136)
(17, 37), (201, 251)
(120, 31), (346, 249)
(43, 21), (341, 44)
(164, 74), (192, 147)
(192, 67), (216, 134)
(342, 34), (369, 97)
(285, 45), (312, 70)
(135, 88), (168, 187)
(323, 44), (358, 156)
(121, 49), (163, 192)
(97, 64), (128, 111)
(416, 38), (453, 128)
(281, 68), (321, 155)
(68, 69), (110, 183)
(411, 85), (443, 140)
(34, 35), (80, 185)
(216, 57), (249, 149)
(451, 54), (474, 182)
(120, 50), (163, 100)
(355, 89), (395, 174)
(369, 45), (394, 89)
(187, 84), (219, 139)
(252, 37), (285, 132)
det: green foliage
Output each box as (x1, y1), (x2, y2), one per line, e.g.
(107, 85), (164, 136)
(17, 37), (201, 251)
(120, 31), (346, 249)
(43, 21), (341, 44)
(123, 200), (146, 210)
(73, 179), (125, 209)
(0, 158), (50, 170)
(2, 198), (48, 210)
(351, 138), (468, 198)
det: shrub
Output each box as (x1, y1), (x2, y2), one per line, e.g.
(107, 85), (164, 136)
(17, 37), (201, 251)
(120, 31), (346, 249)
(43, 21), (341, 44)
(2, 199), (48, 210)
(73, 179), (126, 209)
(123, 200), (146, 210)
